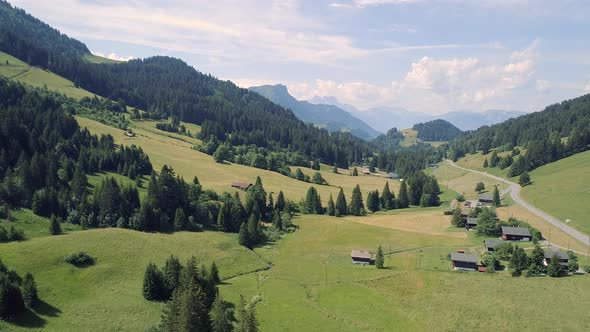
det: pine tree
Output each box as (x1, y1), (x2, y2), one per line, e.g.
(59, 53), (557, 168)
(247, 215), (260, 247)
(349, 185), (364, 216)
(335, 188), (348, 217)
(489, 151), (499, 167)
(547, 253), (563, 277)
(22, 272), (38, 308)
(49, 215), (61, 235)
(483, 158), (489, 168)
(492, 185), (501, 207)
(275, 191), (286, 212)
(174, 207), (188, 231)
(239, 222), (250, 248)
(508, 245), (529, 276)
(475, 182), (485, 193)
(326, 195), (335, 216)
(162, 255), (183, 299)
(397, 181), (409, 208)
(375, 245), (385, 269)
(352, 167), (358, 176)
(180, 280), (210, 331)
(143, 262), (165, 301)
(304, 187), (322, 214)
(380, 182), (395, 210)
(367, 190), (380, 213)
(210, 293), (232, 332)
(332, 164), (338, 174)
(519, 171), (531, 187)
(210, 262), (220, 284)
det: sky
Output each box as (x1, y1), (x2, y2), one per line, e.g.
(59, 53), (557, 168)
(10, 0), (590, 115)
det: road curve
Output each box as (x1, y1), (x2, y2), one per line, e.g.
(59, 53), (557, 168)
(445, 159), (590, 246)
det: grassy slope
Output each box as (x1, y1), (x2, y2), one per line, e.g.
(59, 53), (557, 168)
(0, 229), (269, 331)
(521, 150), (590, 235)
(401, 128), (447, 147)
(0, 209), (81, 239)
(220, 215), (590, 332)
(0, 51), (94, 99)
(82, 54), (122, 64)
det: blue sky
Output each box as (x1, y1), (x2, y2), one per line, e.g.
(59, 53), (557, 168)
(11, 0), (590, 114)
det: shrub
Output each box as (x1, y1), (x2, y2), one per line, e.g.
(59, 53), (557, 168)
(64, 252), (95, 267)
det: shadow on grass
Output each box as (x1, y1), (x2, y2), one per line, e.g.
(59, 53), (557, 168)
(34, 299), (62, 317)
(10, 308), (47, 328)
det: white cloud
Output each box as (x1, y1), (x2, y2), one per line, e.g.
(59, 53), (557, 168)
(536, 79), (552, 92)
(584, 83), (590, 93)
(91, 51), (134, 62)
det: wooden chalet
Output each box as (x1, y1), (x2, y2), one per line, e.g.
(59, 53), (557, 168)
(351, 250), (374, 265)
(231, 182), (253, 191)
(544, 249), (569, 267)
(388, 173), (400, 179)
(465, 217), (478, 229)
(501, 226), (531, 241)
(361, 168), (371, 176)
(450, 252), (479, 271)
(478, 193), (494, 204)
(484, 239), (502, 252)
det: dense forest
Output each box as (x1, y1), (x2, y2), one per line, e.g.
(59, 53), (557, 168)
(446, 94), (590, 176)
(0, 1), (440, 176)
(413, 119), (462, 141)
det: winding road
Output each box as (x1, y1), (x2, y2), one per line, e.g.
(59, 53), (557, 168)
(445, 159), (590, 247)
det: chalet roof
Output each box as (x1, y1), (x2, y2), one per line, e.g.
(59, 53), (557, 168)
(231, 182), (252, 189)
(544, 249), (569, 260)
(466, 217), (479, 225)
(501, 226), (531, 237)
(484, 239), (502, 249)
(388, 173), (399, 178)
(478, 193), (494, 201)
(450, 252), (478, 263)
(351, 250), (372, 260)
(361, 168), (371, 174)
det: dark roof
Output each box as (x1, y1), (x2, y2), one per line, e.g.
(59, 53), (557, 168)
(501, 226), (531, 237)
(544, 249), (569, 260)
(484, 239), (502, 249)
(351, 250), (372, 260)
(231, 182), (253, 190)
(388, 173), (399, 178)
(450, 252), (478, 263)
(466, 217), (479, 225)
(478, 193), (494, 201)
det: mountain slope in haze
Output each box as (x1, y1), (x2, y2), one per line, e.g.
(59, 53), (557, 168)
(439, 110), (527, 131)
(412, 119), (462, 141)
(250, 84), (381, 140)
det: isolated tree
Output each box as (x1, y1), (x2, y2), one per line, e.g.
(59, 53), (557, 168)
(352, 167), (358, 176)
(143, 262), (165, 301)
(49, 215), (61, 235)
(475, 182), (485, 193)
(326, 195), (335, 216)
(483, 158), (489, 168)
(312, 172), (327, 185)
(349, 185), (364, 216)
(397, 181), (409, 208)
(332, 165), (338, 174)
(519, 171), (531, 187)
(380, 182), (395, 210)
(335, 188), (348, 217)
(210, 293), (232, 332)
(375, 245), (384, 269)
(275, 191), (286, 212)
(22, 273), (38, 308)
(492, 185), (501, 207)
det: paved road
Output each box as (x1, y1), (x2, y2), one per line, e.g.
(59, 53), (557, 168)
(445, 159), (590, 247)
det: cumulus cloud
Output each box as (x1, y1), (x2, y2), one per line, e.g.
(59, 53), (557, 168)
(91, 51), (134, 62)
(585, 83), (590, 93)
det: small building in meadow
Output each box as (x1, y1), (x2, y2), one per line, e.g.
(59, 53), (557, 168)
(450, 252), (479, 271)
(388, 173), (400, 179)
(484, 239), (502, 252)
(361, 168), (371, 176)
(231, 182), (253, 191)
(478, 193), (494, 204)
(351, 250), (374, 265)
(465, 217), (479, 229)
(501, 226), (531, 241)
(429, 163), (439, 168)
(544, 249), (569, 267)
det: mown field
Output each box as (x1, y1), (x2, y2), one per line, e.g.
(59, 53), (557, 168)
(3, 210), (589, 331)
(400, 128), (447, 147)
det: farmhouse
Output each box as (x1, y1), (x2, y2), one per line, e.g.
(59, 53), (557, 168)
(465, 217), (478, 229)
(478, 193), (494, 204)
(388, 173), (400, 179)
(450, 252), (479, 271)
(484, 239), (502, 252)
(544, 249), (569, 267)
(231, 182), (253, 191)
(351, 250), (374, 264)
(361, 168), (371, 176)
(501, 226), (531, 241)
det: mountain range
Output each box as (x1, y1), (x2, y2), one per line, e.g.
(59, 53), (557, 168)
(249, 84), (381, 140)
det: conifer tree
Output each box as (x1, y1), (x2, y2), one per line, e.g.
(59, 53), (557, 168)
(492, 185), (501, 207)
(547, 253), (563, 277)
(143, 262), (165, 301)
(519, 171), (531, 187)
(275, 191), (285, 212)
(380, 182), (395, 210)
(239, 222), (250, 248)
(209, 262), (220, 284)
(375, 245), (384, 269)
(162, 255), (183, 299)
(332, 164), (338, 174)
(49, 215), (61, 235)
(210, 293), (232, 332)
(326, 195), (335, 216)
(272, 209), (283, 230)
(22, 272), (38, 308)
(335, 188), (348, 217)
(349, 185), (364, 216)
(483, 158), (489, 168)
(352, 167), (358, 176)
(174, 207), (188, 231)
(397, 181), (409, 208)
(304, 187), (322, 214)
(367, 190), (380, 213)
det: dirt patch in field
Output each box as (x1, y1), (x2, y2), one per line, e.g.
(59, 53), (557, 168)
(346, 211), (467, 239)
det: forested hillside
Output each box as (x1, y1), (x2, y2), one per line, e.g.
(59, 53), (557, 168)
(412, 119), (462, 141)
(446, 94), (590, 176)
